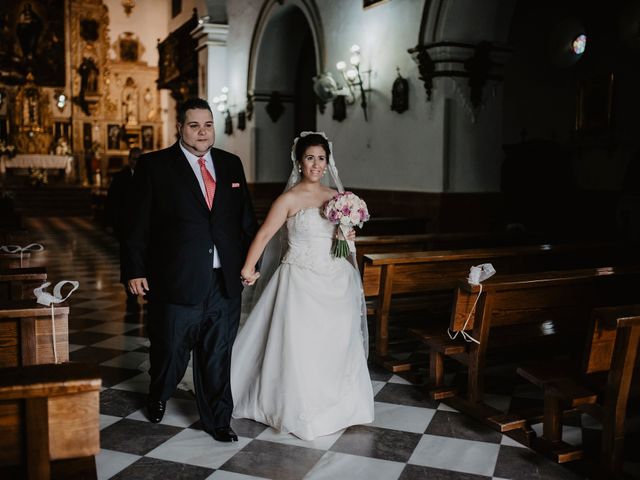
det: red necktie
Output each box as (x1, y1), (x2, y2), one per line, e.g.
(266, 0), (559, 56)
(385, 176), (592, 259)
(198, 157), (216, 209)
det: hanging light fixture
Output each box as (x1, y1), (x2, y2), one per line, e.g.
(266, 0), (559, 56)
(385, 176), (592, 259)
(121, 0), (135, 17)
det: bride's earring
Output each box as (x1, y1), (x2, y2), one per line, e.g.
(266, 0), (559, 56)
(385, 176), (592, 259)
(323, 169), (327, 176)
(297, 165), (302, 173)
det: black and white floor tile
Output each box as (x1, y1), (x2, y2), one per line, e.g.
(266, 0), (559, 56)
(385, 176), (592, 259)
(21, 217), (639, 480)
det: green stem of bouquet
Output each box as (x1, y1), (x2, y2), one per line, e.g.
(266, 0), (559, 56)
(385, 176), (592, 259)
(332, 239), (350, 258)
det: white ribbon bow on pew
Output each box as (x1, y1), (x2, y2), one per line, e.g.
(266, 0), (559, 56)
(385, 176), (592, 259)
(0, 243), (45, 267)
(447, 263), (496, 345)
(33, 280), (79, 363)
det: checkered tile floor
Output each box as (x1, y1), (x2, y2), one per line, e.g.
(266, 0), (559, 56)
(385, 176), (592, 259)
(22, 217), (639, 480)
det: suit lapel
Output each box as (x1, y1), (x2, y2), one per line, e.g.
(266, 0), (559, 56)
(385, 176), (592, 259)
(170, 142), (209, 212)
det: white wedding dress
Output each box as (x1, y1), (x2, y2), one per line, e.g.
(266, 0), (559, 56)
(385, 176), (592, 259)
(230, 207), (374, 440)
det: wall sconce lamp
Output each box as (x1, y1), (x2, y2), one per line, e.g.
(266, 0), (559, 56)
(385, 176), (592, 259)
(213, 86), (233, 135)
(54, 91), (67, 113)
(336, 44), (371, 121)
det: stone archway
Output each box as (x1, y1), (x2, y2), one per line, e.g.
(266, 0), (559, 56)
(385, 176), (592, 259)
(247, 0), (324, 183)
(413, 0), (518, 192)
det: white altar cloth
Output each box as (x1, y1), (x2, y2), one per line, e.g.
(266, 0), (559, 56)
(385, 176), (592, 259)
(1, 154), (74, 177)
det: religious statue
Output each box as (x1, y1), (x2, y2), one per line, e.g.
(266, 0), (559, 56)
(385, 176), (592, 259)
(16, 3), (43, 62)
(19, 75), (42, 130)
(78, 57), (99, 95)
(122, 78), (139, 126)
(54, 136), (71, 155)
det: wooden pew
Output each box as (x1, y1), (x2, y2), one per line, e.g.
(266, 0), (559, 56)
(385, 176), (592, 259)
(364, 242), (625, 371)
(355, 230), (545, 270)
(411, 266), (640, 433)
(516, 305), (640, 473)
(0, 252), (31, 269)
(0, 300), (69, 367)
(0, 267), (47, 301)
(0, 362), (100, 480)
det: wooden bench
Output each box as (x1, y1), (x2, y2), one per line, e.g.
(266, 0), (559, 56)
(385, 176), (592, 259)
(0, 267), (47, 301)
(0, 300), (69, 367)
(364, 242), (625, 371)
(0, 252), (31, 269)
(355, 230), (545, 270)
(0, 362), (100, 479)
(516, 305), (640, 473)
(411, 266), (640, 433)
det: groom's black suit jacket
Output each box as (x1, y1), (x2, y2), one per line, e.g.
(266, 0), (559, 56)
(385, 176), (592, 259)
(125, 142), (258, 305)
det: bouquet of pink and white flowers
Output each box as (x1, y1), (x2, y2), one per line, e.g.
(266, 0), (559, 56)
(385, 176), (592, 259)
(323, 191), (370, 258)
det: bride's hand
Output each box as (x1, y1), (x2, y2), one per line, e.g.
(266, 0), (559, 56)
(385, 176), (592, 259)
(345, 228), (356, 241)
(241, 267), (260, 286)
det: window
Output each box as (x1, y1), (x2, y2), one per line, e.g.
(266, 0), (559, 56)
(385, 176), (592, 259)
(572, 34), (587, 55)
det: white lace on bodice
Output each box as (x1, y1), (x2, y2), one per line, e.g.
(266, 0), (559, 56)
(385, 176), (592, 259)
(281, 207), (343, 273)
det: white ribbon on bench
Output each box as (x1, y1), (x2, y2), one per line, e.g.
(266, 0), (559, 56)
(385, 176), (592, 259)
(447, 264), (496, 345)
(33, 280), (79, 363)
(448, 284), (482, 345)
(0, 243), (45, 267)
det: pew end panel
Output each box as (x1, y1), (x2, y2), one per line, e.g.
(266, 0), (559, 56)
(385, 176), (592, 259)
(0, 301), (70, 367)
(0, 252), (31, 269)
(517, 306), (640, 473)
(0, 363), (101, 478)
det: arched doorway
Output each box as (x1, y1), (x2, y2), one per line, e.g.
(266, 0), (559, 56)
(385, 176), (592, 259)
(248, 1), (323, 183)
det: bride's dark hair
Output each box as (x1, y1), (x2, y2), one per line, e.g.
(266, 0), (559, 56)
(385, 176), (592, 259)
(294, 133), (330, 161)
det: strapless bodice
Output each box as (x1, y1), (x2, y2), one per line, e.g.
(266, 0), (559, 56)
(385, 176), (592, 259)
(281, 207), (343, 273)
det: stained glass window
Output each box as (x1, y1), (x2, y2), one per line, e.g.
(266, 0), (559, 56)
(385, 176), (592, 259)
(572, 34), (587, 55)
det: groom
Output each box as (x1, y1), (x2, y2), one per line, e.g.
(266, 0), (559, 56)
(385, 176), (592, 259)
(125, 98), (258, 442)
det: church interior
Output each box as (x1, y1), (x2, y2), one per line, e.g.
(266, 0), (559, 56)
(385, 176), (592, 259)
(1, 0), (640, 479)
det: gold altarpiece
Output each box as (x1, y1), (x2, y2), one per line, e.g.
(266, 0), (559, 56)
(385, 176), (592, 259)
(12, 73), (53, 154)
(0, 0), (162, 185)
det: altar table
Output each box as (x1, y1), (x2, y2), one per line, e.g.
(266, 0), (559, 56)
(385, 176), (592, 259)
(0, 154), (74, 180)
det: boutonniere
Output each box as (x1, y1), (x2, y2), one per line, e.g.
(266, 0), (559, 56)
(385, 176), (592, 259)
(232, 182), (240, 188)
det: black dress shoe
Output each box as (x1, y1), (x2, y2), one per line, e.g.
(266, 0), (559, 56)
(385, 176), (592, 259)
(209, 426), (238, 442)
(146, 399), (166, 423)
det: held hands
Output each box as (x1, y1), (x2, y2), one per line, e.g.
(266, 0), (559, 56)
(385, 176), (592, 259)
(128, 277), (149, 296)
(240, 268), (260, 286)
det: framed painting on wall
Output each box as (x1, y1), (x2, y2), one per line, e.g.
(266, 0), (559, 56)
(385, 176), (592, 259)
(575, 73), (614, 133)
(141, 125), (154, 150)
(107, 124), (122, 151)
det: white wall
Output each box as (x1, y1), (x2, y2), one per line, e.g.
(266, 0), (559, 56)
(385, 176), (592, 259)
(420, 0), (518, 192)
(317, 0), (441, 192)
(163, 0), (518, 192)
(217, 0), (445, 192)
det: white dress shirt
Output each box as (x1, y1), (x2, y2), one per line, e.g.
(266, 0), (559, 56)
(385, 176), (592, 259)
(179, 141), (221, 268)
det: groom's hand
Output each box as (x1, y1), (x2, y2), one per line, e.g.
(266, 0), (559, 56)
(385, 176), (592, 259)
(128, 277), (149, 296)
(240, 268), (260, 286)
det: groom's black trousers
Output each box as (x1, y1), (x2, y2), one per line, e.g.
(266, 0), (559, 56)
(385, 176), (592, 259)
(147, 269), (240, 430)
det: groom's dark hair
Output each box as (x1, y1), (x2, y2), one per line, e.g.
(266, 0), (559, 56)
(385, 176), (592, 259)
(177, 98), (213, 124)
(294, 133), (330, 162)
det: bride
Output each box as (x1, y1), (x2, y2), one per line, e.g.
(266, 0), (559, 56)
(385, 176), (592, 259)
(231, 132), (374, 441)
